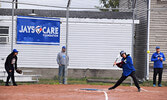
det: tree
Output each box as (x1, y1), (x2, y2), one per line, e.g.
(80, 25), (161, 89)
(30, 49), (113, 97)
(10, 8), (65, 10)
(98, 0), (119, 11)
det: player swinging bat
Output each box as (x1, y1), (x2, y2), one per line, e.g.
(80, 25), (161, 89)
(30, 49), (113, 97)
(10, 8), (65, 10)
(109, 51), (141, 92)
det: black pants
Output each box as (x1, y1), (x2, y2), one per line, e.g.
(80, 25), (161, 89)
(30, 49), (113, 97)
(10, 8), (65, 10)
(111, 71), (140, 89)
(5, 68), (16, 85)
(153, 68), (163, 85)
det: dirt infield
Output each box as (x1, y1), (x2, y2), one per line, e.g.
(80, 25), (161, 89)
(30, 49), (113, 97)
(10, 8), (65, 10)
(0, 84), (167, 100)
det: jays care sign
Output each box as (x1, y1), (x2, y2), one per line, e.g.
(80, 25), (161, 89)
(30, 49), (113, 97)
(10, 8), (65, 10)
(17, 16), (60, 45)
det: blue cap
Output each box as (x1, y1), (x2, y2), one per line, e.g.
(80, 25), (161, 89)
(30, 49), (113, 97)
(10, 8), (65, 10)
(13, 49), (19, 53)
(62, 46), (66, 49)
(156, 46), (160, 49)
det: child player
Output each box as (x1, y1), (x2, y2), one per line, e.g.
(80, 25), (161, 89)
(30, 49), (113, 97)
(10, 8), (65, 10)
(108, 51), (141, 92)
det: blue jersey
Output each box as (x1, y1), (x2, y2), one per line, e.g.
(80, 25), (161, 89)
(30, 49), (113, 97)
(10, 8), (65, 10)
(121, 55), (136, 76)
(151, 52), (165, 68)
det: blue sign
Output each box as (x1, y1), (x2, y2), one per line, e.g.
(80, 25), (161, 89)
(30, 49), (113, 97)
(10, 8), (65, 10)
(17, 16), (60, 45)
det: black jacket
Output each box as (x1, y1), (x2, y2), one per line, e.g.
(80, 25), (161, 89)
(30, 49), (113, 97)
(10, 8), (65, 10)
(5, 52), (18, 71)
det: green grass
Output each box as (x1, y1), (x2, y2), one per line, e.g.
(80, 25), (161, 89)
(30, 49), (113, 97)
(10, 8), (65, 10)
(33, 78), (167, 87)
(1, 77), (167, 87)
(37, 78), (167, 87)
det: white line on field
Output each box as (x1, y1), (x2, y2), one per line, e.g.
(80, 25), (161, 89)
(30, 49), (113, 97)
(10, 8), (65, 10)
(130, 86), (148, 92)
(78, 89), (109, 100)
(130, 86), (159, 93)
(141, 88), (148, 92)
(102, 91), (108, 100)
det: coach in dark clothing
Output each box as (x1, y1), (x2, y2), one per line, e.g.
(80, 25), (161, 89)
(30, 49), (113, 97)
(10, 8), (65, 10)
(5, 49), (19, 86)
(151, 46), (165, 87)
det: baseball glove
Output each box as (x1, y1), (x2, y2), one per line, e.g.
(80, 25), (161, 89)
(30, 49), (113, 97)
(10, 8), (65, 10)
(16, 69), (22, 74)
(116, 61), (125, 68)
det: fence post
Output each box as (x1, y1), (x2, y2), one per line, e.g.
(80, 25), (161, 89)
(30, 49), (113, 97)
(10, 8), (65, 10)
(131, 7), (136, 86)
(64, 0), (71, 84)
(146, 0), (151, 80)
(11, 0), (15, 52)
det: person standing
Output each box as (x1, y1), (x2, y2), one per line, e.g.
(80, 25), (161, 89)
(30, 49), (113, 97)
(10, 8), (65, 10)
(5, 49), (19, 86)
(57, 46), (69, 84)
(151, 46), (165, 87)
(108, 51), (140, 92)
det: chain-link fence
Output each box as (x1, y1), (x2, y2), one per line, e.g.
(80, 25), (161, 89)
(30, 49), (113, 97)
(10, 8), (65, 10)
(0, 0), (167, 82)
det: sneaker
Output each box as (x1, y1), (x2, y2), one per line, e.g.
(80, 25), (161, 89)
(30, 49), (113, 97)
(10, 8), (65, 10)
(108, 87), (114, 90)
(158, 84), (162, 87)
(13, 84), (17, 86)
(138, 88), (141, 92)
(5, 84), (9, 86)
(153, 84), (156, 87)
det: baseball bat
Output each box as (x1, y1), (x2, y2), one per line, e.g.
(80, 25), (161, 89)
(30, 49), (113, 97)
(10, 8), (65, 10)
(113, 54), (120, 66)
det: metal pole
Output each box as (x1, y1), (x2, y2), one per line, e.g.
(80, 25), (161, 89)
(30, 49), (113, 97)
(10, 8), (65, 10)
(146, 0), (151, 80)
(131, 0), (136, 65)
(131, 5), (136, 86)
(10, 0), (15, 85)
(15, 0), (18, 9)
(131, 9), (135, 61)
(64, 0), (71, 84)
(11, 0), (15, 52)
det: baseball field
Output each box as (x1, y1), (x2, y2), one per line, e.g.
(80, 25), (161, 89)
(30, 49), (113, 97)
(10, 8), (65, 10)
(0, 84), (167, 100)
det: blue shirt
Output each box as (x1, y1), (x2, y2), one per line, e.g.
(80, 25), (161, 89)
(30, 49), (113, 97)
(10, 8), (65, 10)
(151, 52), (165, 68)
(122, 55), (136, 76)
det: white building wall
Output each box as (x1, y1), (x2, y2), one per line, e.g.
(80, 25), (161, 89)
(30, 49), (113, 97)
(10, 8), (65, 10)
(0, 16), (139, 69)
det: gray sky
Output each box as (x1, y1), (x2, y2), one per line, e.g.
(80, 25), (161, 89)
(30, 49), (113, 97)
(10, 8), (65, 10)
(1, 0), (100, 10)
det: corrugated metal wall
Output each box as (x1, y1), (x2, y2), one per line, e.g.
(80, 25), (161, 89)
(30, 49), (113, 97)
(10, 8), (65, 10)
(68, 19), (138, 69)
(0, 16), (66, 68)
(0, 16), (138, 69)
